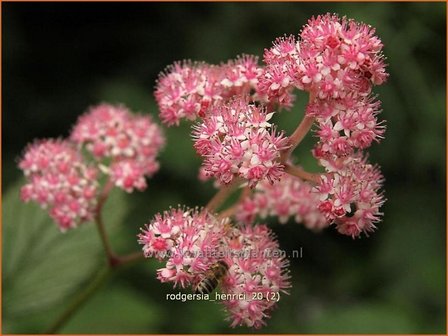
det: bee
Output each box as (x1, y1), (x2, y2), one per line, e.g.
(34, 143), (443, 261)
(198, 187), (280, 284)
(194, 260), (229, 295)
(346, 202), (358, 218)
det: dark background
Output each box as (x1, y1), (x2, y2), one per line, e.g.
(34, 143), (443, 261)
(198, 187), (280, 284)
(2, 2), (446, 334)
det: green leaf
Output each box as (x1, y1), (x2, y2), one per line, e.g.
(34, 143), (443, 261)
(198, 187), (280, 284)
(3, 178), (129, 332)
(60, 279), (161, 334)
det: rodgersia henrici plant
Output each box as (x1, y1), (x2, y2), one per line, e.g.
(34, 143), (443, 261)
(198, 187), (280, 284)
(19, 13), (387, 330)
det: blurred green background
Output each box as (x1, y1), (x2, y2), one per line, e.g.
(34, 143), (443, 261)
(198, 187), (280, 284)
(2, 2), (446, 334)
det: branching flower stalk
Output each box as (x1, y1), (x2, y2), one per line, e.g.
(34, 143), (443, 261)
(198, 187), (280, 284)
(94, 179), (118, 265)
(284, 164), (321, 184)
(19, 105), (165, 333)
(205, 178), (243, 212)
(280, 93), (317, 162)
(18, 13), (388, 331)
(145, 13), (388, 327)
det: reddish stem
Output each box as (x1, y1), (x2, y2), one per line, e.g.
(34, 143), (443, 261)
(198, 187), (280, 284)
(280, 115), (315, 162)
(115, 251), (145, 266)
(284, 164), (321, 184)
(216, 184), (251, 220)
(94, 179), (118, 266)
(205, 178), (242, 213)
(217, 205), (238, 220)
(280, 93), (316, 162)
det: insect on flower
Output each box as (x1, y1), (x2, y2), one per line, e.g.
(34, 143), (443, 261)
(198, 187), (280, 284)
(194, 260), (229, 295)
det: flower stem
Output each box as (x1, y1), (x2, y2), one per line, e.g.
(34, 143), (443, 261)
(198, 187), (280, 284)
(205, 178), (242, 213)
(44, 250), (145, 334)
(284, 164), (321, 184)
(45, 266), (112, 334)
(280, 115), (314, 162)
(217, 185), (252, 219)
(280, 93), (315, 162)
(94, 179), (118, 266)
(217, 205), (238, 220)
(45, 175), (148, 334)
(116, 251), (145, 266)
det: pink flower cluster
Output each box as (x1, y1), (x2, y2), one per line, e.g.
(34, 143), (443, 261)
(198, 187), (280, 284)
(257, 34), (298, 109)
(260, 14), (388, 105)
(281, 15), (388, 237)
(19, 103), (164, 231)
(155, 55), (262, 126)
(139, 12), (389, 331)
(138, 207), (290, 328)
(138, 12), (389, 331)
(236, 173), (327, 230)
(19, 140), (99, 231)
(308, 94), (385, 157)
(71, 104), (165, 192)
(220, 224), (290, 328)
(315, 154), (385, 237)
(138, 207), (227, 288)
(192, 98), (289, 187)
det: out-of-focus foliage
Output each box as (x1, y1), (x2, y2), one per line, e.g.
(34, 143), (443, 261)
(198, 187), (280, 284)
(2, 2), (446, 334)
(2, 180), (130, 333)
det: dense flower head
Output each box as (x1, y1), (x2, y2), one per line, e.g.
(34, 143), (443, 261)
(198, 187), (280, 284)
(70, 103), (164, 192)
(261, 13), (388, 101)
(155, 55), (263, 126)
(258, 35), (299, 108)
(137, 207), (228, 288)
(155, 61), (217, 125)
(308, 94), (385, 157)
(192, 97), (290, 187)
(139, 209), (291, 329)
(220, 224), (290, 328)
(220, 55), (263, 98)
(236, 173), (328, 230)
(19, 139), (99, 231)
(314, 154), (385, 237)
(298, 13), (388, 98)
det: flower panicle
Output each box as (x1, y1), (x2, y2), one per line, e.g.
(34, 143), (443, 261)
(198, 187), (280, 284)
(138, 206), (228, 288)
(261, 13), (388, 103)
